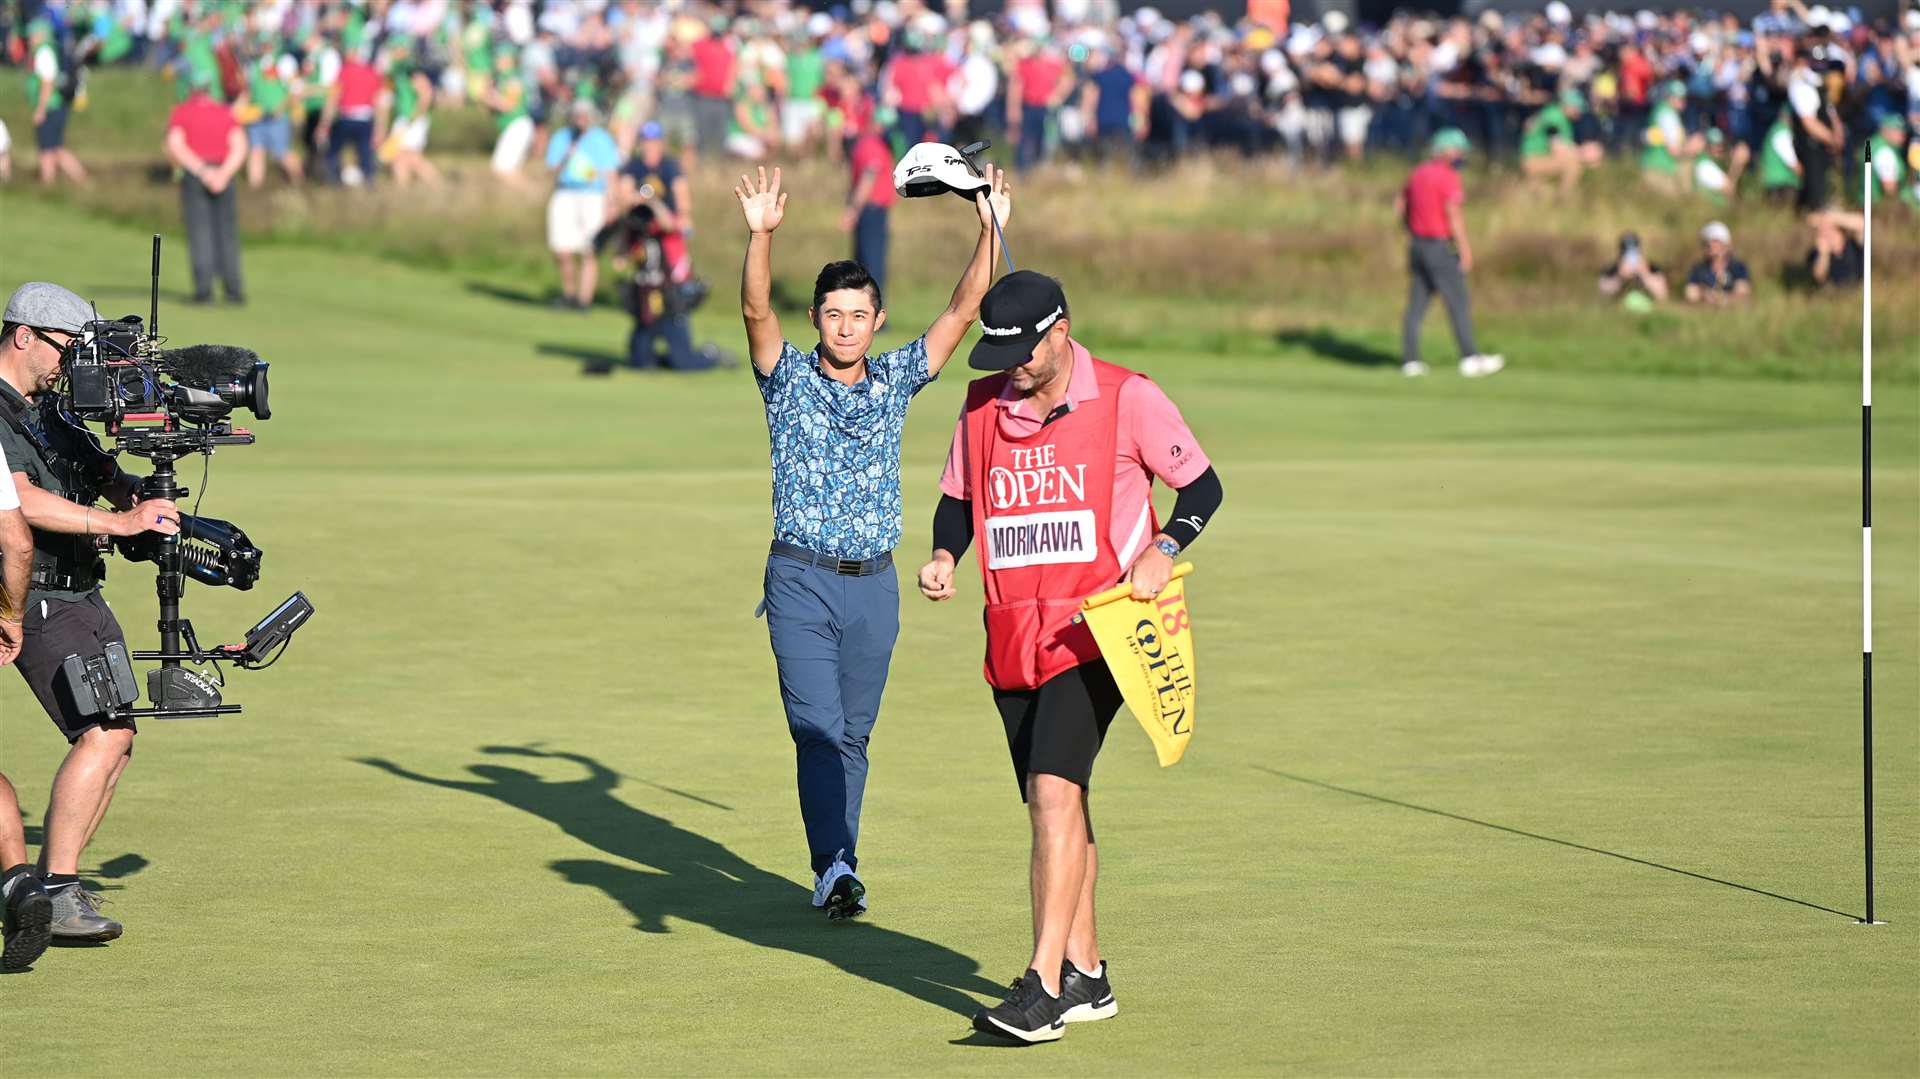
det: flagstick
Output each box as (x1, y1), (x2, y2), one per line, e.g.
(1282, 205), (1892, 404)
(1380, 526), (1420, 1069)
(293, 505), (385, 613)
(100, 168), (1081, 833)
(1858, 144), (1884, 926)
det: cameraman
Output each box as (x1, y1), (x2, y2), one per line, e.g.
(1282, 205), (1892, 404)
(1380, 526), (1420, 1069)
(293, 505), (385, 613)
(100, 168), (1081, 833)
(1597, 232), (1670, 304)
(0, 283), (182, 944)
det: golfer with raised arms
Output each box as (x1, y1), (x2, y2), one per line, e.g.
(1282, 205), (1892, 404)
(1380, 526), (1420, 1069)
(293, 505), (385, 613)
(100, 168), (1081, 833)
(918, 270), (1224, 1041)
(735, 162), (1010, 919)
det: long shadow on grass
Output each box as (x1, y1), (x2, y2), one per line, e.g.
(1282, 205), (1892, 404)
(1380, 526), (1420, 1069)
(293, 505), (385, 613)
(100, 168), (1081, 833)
(535, 341), (624, 374)
(1274, 327), (1400, 368)
(1255, 767), (1861, 920)
(22, 819), (149, 892)
(358, 746), (1004, 1016)
(465, 280), (555, 307)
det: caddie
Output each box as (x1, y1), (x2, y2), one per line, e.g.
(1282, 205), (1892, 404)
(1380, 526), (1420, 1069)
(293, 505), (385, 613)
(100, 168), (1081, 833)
(916, 270), (1224, 1042)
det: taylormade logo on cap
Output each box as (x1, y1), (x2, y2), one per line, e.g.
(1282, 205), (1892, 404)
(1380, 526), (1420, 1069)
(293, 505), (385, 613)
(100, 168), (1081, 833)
(982, 305), (1062, 337)
(968, 272), (1071, 371)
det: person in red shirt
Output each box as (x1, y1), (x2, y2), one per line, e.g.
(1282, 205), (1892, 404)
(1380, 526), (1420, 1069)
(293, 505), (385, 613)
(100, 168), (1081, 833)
(689, 27), (735, 158)
(164, 70), (248, 304)
(318, 47), (381, 185)
(841, 126), (897, 297)
(886, 39), (954, 147)
(1617, 43), (1654, 151)
(1009, 40), (1070, 169)
(1393, 129), (1500, 377)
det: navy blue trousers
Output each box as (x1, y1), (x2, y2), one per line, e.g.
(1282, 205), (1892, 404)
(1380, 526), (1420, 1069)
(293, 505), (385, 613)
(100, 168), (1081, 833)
(628, 315), (704, 369)
(763, 555), (899, 875)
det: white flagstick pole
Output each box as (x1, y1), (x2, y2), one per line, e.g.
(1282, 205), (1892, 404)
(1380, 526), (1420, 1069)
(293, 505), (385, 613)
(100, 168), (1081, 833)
(1859, 144), (1883, 926)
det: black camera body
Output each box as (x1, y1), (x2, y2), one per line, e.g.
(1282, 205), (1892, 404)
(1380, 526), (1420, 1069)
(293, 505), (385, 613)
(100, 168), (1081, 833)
(64, 314), (270, 429)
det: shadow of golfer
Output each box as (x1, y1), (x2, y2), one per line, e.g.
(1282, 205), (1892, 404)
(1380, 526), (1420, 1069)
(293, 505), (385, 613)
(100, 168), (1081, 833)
(357, 746), (1004, 1016)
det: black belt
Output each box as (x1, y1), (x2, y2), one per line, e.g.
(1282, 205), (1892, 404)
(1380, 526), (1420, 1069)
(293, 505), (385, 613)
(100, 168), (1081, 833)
(770, 541), (893, 577)
(31, 567), (97, 591)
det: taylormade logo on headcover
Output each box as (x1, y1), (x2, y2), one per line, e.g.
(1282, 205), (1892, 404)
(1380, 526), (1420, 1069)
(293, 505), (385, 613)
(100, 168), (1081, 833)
(981, 305), (1063, 338)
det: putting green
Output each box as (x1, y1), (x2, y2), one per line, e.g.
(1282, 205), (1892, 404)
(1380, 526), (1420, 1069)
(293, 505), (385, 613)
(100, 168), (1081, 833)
(1, 200), (1913, 1076)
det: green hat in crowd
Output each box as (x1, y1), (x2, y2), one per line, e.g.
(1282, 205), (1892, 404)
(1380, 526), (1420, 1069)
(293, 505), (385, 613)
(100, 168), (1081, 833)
(1662, 79), (1687, 99)
(1430, 127), (1471, 156)
(27, 16), (52, 39)
(1705, 127), (1725, 145)
(1560, 88), (1587, 111)
(1881, 113), (1907, 133)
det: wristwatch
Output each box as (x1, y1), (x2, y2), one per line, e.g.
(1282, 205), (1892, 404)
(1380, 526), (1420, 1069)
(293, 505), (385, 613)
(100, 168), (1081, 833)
(1154, 537), (1181, 558)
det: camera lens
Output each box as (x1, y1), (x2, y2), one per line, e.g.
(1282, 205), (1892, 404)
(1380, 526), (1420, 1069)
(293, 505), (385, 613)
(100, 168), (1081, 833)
(248, 363), (270, 421)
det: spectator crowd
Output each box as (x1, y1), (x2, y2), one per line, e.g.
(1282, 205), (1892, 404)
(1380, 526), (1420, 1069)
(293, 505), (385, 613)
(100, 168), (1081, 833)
(1, 0), (1911, 327)
(3, 0), (1915, 202)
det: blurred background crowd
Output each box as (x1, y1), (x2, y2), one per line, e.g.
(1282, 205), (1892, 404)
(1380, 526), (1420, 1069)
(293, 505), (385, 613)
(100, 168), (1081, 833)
(0, 0), (1910, 366)
(4, 0), (1916, 207)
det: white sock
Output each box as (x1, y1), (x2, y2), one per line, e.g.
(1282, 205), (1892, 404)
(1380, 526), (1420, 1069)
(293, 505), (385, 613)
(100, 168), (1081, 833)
(1072, 959), (1104, 979)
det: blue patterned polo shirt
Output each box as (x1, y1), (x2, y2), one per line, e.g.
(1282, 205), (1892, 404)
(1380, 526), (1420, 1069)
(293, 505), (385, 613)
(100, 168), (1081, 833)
(756, 336), (937, 559)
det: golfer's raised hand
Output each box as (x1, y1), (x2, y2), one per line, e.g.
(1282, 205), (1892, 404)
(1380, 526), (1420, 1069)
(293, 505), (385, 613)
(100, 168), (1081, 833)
(974, 163), (1010, 231)
(918, 553), (957, 601)
(735, 166), (788, 235)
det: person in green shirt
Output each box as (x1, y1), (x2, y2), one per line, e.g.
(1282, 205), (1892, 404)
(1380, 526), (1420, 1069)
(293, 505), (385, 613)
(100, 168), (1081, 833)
(240, 45), (302, 188)
(780, 30), (828, 153)
(1640, 80), (1694, 194)
(1521, 88), (1587, 194)
(1756, 113), (1801, 204)
(1690, 127), (1746, 204)
(459, 12), (495, 106)
(483, 47), (534, 179)
(1868, 115), (1916, 209)
(296, 30), (338, 171)
(379, 37), (440, 187)
(178, 14), (223, 103)
(24, 18), (87, 186)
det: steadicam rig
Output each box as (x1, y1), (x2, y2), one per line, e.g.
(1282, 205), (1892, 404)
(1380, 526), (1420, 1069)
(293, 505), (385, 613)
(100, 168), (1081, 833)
(51, 236), (314, 723)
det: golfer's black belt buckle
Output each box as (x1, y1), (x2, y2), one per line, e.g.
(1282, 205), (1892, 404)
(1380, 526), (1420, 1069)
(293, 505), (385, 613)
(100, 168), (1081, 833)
(834, 558), (866, 576)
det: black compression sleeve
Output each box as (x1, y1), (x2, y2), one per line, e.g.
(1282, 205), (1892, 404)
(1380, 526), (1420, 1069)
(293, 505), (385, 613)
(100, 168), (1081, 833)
(932, 494), (973, 559)
(1161, 467), (1222, 551)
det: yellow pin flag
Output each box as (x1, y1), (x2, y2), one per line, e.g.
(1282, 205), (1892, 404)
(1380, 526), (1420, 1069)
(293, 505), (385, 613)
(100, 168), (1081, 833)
(1078, 563), (1197, 767)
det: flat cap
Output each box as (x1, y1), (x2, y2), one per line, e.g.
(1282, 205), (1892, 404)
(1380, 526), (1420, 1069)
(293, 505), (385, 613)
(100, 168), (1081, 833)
(3, 282), (92, 335)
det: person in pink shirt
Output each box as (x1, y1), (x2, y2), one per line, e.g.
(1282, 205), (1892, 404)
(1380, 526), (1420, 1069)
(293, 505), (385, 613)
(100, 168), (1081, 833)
(916, 271), (1223, 1042)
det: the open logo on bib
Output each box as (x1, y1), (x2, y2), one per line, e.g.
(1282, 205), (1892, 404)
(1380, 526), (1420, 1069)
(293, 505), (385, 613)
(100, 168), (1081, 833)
(984, 510), (1098, 570)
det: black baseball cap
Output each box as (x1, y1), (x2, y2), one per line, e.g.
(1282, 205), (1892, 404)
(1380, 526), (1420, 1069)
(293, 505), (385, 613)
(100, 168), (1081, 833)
(968, 271), (1069, 371)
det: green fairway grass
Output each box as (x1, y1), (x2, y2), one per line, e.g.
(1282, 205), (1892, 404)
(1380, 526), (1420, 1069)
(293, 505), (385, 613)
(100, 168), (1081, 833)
(0, 196), (1914, 1076)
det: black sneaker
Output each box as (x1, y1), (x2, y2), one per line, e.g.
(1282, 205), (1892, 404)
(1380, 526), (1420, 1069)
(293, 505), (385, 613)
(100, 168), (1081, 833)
(1059, 960), (1118, 1023)
(821, 860), (866, 921)
(972, 969), (1066, 1043)
(2, 873), (53, 972)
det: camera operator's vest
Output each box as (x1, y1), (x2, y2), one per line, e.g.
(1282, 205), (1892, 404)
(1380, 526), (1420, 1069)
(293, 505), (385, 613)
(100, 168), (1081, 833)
(964, 358), (1147, 691)
(0, 384), (112, 596)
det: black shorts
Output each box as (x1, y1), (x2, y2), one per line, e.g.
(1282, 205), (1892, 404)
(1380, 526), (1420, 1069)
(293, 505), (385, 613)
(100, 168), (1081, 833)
(994, 661), (1124, 801)
(14, 592), (136, 744)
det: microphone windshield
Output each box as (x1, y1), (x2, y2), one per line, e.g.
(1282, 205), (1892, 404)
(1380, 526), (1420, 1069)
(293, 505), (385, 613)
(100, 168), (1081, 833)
(160, 344), (261, 387)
